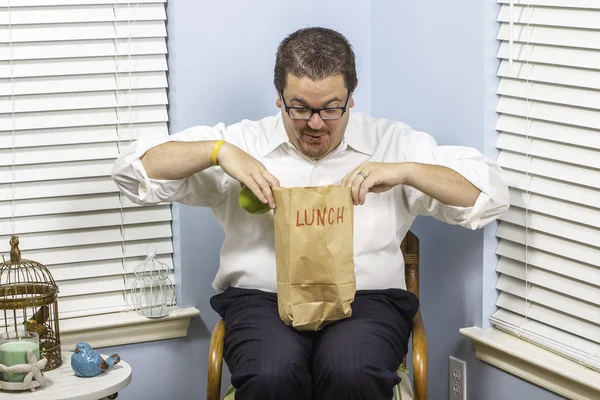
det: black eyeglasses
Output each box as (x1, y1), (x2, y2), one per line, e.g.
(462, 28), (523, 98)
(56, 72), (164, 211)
(280, 91), (350, 120)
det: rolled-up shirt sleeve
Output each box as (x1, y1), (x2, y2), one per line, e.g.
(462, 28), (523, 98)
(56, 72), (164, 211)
(399, 129), (510, 230)
(111, 123), (229, 208)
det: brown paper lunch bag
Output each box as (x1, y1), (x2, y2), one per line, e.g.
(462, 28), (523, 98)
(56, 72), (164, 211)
(272, 185), (356, 331)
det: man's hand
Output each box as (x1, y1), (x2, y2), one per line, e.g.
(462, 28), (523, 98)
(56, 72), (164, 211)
(217, 142), (280, 208)
(342, 162), (405, 205)
(342, 161), (480, 207)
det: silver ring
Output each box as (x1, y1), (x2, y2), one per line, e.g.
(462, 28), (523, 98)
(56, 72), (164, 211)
(358, 172), (368, 180)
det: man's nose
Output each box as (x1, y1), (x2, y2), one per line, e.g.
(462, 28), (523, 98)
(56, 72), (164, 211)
(307, 112), (325, 130)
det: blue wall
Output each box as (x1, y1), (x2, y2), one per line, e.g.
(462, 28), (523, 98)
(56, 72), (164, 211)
(103, 1), (563, 399)
(104, 1), (371, 399)
(370, 1), (562, 399)
(370, 2), (486, 398)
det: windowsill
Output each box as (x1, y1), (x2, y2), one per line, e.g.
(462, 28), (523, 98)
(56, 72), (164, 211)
(59, 307), (200, 350)
(460, 326), (600, 400)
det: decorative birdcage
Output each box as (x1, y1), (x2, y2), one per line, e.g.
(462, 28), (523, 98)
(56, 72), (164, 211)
(130, 245), (176, 318)
(0, 236), (62, 371)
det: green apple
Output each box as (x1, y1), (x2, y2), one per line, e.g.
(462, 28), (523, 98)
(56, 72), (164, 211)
(238, 185), (271, 215)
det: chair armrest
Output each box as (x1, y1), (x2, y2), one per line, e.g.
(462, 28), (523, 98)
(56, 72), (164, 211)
(412, 310), (428, 400)
(207, 319), (226, 400)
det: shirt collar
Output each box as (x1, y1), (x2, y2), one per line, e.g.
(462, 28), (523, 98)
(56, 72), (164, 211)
(260, 113), (290, 157)
(344, 112), (373, 156)
(260, 111), (374, 157)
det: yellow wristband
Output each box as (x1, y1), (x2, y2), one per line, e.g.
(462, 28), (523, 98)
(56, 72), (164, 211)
(210, 140), (225, 166)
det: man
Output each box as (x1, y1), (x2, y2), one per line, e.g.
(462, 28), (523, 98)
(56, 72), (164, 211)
(112, 27), (509, 400)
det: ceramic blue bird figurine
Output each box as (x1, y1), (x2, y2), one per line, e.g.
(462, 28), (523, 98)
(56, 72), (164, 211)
(71, 342), (121, 378)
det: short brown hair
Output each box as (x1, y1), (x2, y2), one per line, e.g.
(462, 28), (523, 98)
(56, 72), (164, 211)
(274, 27), (358, 94)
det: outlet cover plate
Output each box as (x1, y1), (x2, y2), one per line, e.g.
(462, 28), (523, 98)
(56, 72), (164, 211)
(449, 356), (467, 400)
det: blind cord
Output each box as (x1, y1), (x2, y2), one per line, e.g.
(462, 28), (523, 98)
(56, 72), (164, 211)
(8, 0), (16, 238)
(113, 1), (140, 312)
(509, 0), (514, 72)
(520, 2), (534, 337)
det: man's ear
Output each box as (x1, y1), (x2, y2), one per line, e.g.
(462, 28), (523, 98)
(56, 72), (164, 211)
(276, 93), (282, 109)
(349, 89), (356, 109)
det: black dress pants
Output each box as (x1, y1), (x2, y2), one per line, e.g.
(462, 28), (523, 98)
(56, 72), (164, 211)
(210, 287), (419, 400)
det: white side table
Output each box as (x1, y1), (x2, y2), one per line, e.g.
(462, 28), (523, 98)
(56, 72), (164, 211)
(0, 352), (132, 400)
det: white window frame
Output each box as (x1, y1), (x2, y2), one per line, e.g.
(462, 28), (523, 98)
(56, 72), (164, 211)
(0, 0), (198, 350)
(462, 1), (600, 398)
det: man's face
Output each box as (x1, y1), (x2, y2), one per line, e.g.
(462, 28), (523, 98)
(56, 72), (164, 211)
(276, 74), (354, 160)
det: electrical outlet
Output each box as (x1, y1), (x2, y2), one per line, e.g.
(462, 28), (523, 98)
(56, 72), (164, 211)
(449, 356), (467, 400)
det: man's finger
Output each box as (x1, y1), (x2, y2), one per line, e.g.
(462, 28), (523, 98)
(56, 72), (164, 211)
(358, 175), (373, 204)
(253, 173), (276, 208)
(263, 171), (281, 189)
(351, 174), (366, 205)
(244, 180), (268, 205)
(343, 167), (361, 188)
(342, 171), (354, 187)
(341, 173), (349, 187)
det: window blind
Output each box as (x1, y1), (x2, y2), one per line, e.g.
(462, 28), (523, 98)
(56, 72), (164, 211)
(492, 0), (600, 372)
(0, 0), (173, 322)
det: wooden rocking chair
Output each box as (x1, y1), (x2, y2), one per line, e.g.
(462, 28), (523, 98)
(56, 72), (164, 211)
(207, 231), (428, 400)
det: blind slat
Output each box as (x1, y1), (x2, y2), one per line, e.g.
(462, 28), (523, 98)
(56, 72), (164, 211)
(0, 159), (114, 183)
(502, 169), (600, 209)
(0, 194), (166, 219)
(497, 221), (599, 267)
(0, 55), (168, 78)
(497, 97), (600, 131)
(496, 293), (600, 344)
(498, 60), (600, 91)
(497, 78), (600, 112)
(0, 176), (119, 201)
(497, 275), (600, 323)
(0, 71), (167, 96)
(0, 20), (166, 43)
(498, 4), (600, 30)
(0, 143), (120, 166)
(499, 207), (600, 248)
(508, 188), (600, 228)
(491, 309), (600, 371)
(497, 115), (600, 150)
(0, 105), (169, 131)
(498, 42), (600, 71)
(0, 37), (167, 62)
(497, 23), (600, 50)
(58, 272), (174, 298)
(496, 240), (600, 287)
(1, 1), (165, 6)
(0, 88), (167, 114)
(0, 206), (172, 236)
(57, 292), (128, 317)
(0, 221), (172, 251)
(497, 0), (600, 8)
(497, 132), (600, 169)
(0, 4), (166, 25)
(0, 122), (167, 149)
(497, 258), (600, 306)
(48, 254), (173, 282)
(4, 237), (174, 266)
(498, 151), (600, 189)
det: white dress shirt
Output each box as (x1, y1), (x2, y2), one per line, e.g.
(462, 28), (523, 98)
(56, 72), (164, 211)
(112, 112), (509, 293)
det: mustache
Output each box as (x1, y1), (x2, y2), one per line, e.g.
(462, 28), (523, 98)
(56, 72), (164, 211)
(302, 128), (329, 136)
